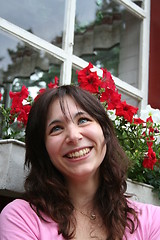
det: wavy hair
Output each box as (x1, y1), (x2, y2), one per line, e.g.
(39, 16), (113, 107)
(24, 85), (138, 239)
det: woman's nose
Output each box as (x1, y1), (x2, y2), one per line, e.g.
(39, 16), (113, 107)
(65, 125), (82, 144)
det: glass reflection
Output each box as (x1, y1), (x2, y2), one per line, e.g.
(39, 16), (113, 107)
(0, 0), (65, 47)
(0, 30), (61, 108)
(74, 0), (141, 88)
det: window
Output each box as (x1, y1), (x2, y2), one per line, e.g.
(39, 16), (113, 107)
(0, 0), (150, 110)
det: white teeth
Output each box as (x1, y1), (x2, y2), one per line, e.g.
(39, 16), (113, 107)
(67, 148), (90, 158)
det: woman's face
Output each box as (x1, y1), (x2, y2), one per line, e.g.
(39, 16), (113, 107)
(45, 96), (106, 182)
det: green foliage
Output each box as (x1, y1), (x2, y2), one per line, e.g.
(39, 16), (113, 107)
(0, 104), (25, 141)
(113, 116), (160, 198)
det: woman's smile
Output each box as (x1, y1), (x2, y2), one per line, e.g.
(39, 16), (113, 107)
(64, 147), (92, 159)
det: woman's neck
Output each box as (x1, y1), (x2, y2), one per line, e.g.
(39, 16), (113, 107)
(66, 171), (100, 209)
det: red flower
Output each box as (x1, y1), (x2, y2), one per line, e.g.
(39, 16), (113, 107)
(0, 92), (2, 101)
(115, 101), (138, 123)
(133, 118), (145, 125)
(101, 68), (116, 91)
(77, 62), (94, 77)
(77, 63), (101, 93)
(39, 88), (46, 94)
(147, 141), (153, 149)
(100, 88), (121, 110)
(17, 104), (32, 126)
(99, 68), (121, 109)
(147, 117), (154, 135)
(9, 86), (31, 126)
(9, 86), (29, 102)
(10, 100), (31, 126)
(142, 146), (157, 170)
(48, 76), (59, 89)
(146, 116), (153, 123)
(34, 88), (46, 102)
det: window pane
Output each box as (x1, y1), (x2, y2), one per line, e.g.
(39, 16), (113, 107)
(131, 0), (144, 9)
(119, 90), (139, 107)
(74, 0), (142, 89)
(0, 0), (65, 47)
(0, 30), (62, 107)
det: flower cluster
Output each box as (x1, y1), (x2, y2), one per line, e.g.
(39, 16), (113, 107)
(78, 63), (139, 123)
(0, 63), (160, 197)
(142, 117), (157, 170)
(9, 86), (31, 126)
(0, 76), (59, 140)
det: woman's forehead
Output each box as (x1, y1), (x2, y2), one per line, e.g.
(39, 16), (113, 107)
(48, 96), (84, 119)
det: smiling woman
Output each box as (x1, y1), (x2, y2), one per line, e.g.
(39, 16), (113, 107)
(1, 85), (160, 240)
(45, 96), (106, 181)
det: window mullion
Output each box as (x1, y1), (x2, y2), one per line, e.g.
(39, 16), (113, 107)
(60, 0), (76, 85)
(114, 0), (146, 19)
(0, 17), (66, 61)
(138, 0), (150, 110)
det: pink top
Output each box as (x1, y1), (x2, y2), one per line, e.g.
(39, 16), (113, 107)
(0, 199), (160, 240)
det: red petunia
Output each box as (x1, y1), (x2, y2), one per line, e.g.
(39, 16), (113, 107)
(146, 116), (153, 123)
(115, 101), (138, 123)
(100, 88), (121, 110)
(48, 76), (59, 89)
(142, 146), (157, 170)
(9, 86), (29, 102)
(99, 68), (121, 109)
(146, 139), (153, 148)
(9, 86), (32, 126)
(133, 118), (145, 125)
(17, 104), (32, 126)
(10, 100), (31, 126)
(77, 63), (101, 93)
(77, 62), (94, 78)
(34, 88), (46, 102)
(0, 92), (2, 101)
(101, 68), (116, 91)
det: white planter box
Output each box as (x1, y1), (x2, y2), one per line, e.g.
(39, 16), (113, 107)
(0, 139), (26, 196)
(127, 179), (160, 206)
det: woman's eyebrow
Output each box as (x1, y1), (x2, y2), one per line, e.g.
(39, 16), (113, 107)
(48, 119), (61, 127)
(75, 111), (85, 117)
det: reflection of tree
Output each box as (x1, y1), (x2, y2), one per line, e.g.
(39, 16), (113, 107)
(0, 39), (61, 108)
(75, 0), (123, 33)
(3, 41), (59, 86)
(8, 43), (34, 63)
(12, 65), (60, 92)
(81, 46), (120, 76)
(74, 0), (123, 76)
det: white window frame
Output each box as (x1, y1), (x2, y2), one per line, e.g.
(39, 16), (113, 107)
(0, 0), (150, 110)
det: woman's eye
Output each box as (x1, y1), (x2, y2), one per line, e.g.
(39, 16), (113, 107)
(78, 118), (89, 125)
(50, 125), (63, 134)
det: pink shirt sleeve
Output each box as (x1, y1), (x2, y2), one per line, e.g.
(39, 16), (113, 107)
(0, 199), (64, 240)
(125, 201), (160, 240)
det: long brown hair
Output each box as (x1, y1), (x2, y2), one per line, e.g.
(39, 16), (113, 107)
(24, 85), (138, 239)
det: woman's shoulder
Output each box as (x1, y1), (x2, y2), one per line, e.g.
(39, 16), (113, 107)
(1, 198), (33, 213)
(0, 199), (63, 240)
(126, 200), (160, 240)
(0, 199), (40, 221)
(129, 199), (160, 214)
